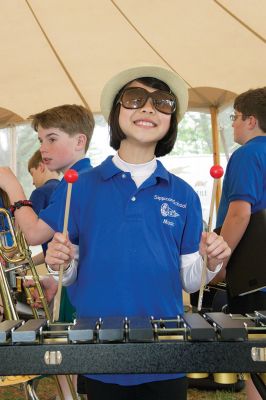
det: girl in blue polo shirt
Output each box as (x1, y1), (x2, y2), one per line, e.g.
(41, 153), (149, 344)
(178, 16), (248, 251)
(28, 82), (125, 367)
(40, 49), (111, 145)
(45, 65), (230, 400)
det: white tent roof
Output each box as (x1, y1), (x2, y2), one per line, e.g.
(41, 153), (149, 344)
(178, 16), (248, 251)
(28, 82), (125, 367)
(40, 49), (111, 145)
(0, 0), (265, 124)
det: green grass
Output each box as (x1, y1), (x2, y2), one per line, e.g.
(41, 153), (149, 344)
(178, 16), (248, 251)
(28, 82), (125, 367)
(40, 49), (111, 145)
(0, 377), (57, 400)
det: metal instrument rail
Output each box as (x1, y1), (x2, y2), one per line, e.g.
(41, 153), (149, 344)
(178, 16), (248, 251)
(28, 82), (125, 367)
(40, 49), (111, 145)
(0, 312), (265, 375)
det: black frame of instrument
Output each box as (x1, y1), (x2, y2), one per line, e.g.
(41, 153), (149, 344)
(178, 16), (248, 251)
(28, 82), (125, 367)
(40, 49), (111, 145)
(0, 312), (266, 375)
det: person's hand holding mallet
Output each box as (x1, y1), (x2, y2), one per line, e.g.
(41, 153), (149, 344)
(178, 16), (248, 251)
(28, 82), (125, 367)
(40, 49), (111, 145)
(53, 169), (79, 321)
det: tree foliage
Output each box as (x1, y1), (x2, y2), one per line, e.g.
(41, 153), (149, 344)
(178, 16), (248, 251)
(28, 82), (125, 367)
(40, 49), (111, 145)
(172, 112), (212, 155)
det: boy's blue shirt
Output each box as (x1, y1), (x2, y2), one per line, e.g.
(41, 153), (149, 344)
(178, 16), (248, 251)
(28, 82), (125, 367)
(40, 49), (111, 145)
(217, 136), (266, 227)
(39, 157), (92, 230)
(30, 179), (60, 216)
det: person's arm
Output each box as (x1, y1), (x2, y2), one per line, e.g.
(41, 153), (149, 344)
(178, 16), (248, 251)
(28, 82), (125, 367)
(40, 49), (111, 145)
(24, 275), (59, 307)
(0, 167), (55, 245)
(214, 200), (251, 282)
(181, 252), (222, 293)
(32, 251), (45, 266)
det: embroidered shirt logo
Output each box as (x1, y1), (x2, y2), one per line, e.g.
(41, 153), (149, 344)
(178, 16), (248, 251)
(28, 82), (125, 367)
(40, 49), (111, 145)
(160, 203), (179, 218)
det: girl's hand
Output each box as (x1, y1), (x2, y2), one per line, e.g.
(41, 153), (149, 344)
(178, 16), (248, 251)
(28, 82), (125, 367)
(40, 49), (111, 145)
(200, 231), (231, 271)
(45, 232), (74, 271)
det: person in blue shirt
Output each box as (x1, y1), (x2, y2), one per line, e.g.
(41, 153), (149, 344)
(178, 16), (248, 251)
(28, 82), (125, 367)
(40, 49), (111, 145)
(215, 87), (266, 400)
(0, 104), (94, 246)
(44, 65), (231, 400)
(28, 149), (60, 258)
(28, 105), (94, 323)
(0, 104), (95, 400)
(0, 104), (94, 321)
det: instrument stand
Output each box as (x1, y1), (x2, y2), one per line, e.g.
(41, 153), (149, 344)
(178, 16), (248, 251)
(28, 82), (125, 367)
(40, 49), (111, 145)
(22, 380), (39, 400)
(250, 373), (266, 400)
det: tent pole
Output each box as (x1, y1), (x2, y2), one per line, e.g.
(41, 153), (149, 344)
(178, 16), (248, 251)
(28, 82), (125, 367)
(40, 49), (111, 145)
(210, 106), (221, 213)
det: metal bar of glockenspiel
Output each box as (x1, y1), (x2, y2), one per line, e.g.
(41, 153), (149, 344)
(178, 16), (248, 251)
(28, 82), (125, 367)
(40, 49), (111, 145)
(152, 318), (181, 323)
(155, 328), (185, 334)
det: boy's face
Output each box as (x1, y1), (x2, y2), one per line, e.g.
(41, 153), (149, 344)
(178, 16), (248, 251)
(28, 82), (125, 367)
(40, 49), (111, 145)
(118, 81), (171, 149)
(30, 164), (44, 188)
(231, 110), (251, 145)
(38, 126), (81, 172)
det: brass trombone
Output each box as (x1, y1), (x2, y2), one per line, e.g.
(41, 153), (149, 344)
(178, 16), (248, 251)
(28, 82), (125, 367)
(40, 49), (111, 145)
(0, 207), (79, 400)
(0, 208), (39, 397)
(0, 207), (51, 320)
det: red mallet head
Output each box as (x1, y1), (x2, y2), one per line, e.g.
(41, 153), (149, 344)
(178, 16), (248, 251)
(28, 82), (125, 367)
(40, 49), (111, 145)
(64, 169), (79, 184)
(210, 165), (224, 179)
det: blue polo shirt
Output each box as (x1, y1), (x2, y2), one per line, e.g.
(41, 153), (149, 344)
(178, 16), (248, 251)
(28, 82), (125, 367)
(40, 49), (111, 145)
(39, 158), (92, 233)
(30, 179), (60, 216)
(30, 179), (60, 254)
(40, 156), (203, 386)
(217, 136), (266, 227)
(217, 136), (266, 295)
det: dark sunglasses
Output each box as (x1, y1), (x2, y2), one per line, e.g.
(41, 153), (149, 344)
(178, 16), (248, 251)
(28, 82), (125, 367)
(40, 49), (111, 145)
(118, 87), (176, 115)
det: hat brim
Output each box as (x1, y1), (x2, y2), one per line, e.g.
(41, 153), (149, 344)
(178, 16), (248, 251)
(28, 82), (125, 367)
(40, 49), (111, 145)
(100, 65), (188, 122)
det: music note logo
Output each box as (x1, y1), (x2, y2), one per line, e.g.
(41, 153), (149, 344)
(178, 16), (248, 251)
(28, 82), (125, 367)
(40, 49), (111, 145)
(160, 203), (179, 218)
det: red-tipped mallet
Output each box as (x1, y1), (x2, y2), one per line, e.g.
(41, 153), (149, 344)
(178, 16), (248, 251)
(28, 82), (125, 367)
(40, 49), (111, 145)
(197, 165), (224, 311)
(53, 169), (79, 321)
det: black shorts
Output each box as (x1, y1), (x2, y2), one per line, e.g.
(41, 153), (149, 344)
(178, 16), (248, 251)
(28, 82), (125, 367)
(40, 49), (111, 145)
(77, 375), (188, 400)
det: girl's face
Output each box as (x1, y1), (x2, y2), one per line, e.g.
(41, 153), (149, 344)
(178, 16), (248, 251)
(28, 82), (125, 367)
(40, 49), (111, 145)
(118, 81), (171, 149)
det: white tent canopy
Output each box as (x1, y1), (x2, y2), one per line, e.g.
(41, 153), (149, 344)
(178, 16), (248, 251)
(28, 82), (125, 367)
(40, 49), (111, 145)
(0, 0), (265, 124)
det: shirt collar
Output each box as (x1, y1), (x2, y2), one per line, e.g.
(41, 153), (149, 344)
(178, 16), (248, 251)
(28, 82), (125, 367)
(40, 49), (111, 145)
(70, 157), (92, 173)
(100, 156), (122, 180)
(155, 159), (170, 182)
(100, 155), (169, 183)
(245, 135), (266, 145)
(43, 179), (60, 185)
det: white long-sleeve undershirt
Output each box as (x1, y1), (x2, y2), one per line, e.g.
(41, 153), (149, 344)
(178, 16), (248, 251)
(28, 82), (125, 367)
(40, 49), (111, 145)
(54, 248), (221, 292)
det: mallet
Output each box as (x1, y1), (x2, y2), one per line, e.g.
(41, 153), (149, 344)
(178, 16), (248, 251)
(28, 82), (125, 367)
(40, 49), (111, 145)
(53, 169), (79, 321)
(197, 164), (224, 311)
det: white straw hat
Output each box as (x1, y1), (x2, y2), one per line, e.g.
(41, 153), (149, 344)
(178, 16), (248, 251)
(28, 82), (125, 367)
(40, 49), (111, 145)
(100, 64), (188, 122)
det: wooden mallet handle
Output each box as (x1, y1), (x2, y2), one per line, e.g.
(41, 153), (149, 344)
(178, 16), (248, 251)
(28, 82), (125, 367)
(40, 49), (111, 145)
(53, 169), (78, 321)
(197, 165), (224, 311)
